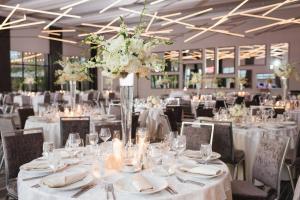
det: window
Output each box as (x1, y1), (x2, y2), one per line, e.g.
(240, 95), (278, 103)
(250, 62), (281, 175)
(239, 45), (266, 66)
(270, 43), (289, 70)
(10, 51), (48, 91)
(217, 47), (235, 74)
(256, 73), (281, 89)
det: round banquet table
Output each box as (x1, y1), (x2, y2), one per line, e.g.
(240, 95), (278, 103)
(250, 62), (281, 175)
(24, 116), (120, 148)
(233, 121), (299, 181)
(18, 148), (232, 200)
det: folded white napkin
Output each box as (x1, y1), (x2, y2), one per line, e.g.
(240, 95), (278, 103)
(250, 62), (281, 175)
(180, 165), (221, 176)
(131, 174), (153, 192)
(42, 171), (87, 188)
(184, 150), (201, 158)
(21, 161), (50, 171)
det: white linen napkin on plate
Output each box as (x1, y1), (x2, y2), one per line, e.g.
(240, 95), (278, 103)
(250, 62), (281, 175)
(131, 174), (154, 192)
(180, 165), (221, 176)
(42, 171), (87, 188)
(21, 161), (50, 171)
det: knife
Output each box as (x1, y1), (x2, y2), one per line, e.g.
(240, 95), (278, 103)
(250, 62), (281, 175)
(71, 184), (96, 198)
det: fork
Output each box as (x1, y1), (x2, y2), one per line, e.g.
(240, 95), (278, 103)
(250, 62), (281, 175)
(176, 176), (205, 187)
(107, 184), (116, 200)
(105, 184), (110, 200)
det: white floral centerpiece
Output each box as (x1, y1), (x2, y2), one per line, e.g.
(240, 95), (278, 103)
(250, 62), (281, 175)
(146, 96), (160, 108)
(83, 17), (171, 147)
(56, 59), (92, 82)
(274, 63), (300, 101)
(189, 72), (202, 96)
(24, 77), (35, 91)
(229, 105), (248, 123)
(237, 77), (248, 91)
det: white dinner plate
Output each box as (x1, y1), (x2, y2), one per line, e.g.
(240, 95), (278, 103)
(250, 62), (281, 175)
(183, 150), (221, 161)
(152, 166), (175, 177)
(280, 121), (295, 125)
(20, 161), (68, 175)
(176, 164), (224, 179)
(120, 165), (142, 173)
(40, 168), (94, 191)
(114, 173), (168, 195)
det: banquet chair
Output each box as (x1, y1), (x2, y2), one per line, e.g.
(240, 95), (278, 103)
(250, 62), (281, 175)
(235, 96), (245, 105)
(17, 108), (35, 129)
(60, 117), (90, 147)
(2, 130), (43, 200)
(164, 109), (179, 131)
(200, 120), (246, 180)
(94, 122), (122, 142)
(166, 105), (183, 128)
(232, 133), (290, 200)
(108, 104), (121, 120)
(215, 100), (227, 110)
(196, 105), (214, 118)
(180, 122), (214, 150)
(0, 118), (16, 170)
(293, 176), (300, 200)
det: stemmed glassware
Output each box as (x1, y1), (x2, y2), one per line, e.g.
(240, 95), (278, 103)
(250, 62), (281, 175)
(200, 143), (212, 164)
(88, 133), (99, 146)
(66, 133), (81, 149)
(99, 128), (112, 144)
(172, 135), (186, 158)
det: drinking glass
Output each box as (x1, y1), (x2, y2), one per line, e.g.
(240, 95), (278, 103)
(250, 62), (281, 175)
(163, 131), (176, 151)
(161, 152), (176, 175)
(113, 130), (121, 140)
(88, 133), (99, 146)
(172, 135), (186, 157)
(66, 133), (81, 149)
(200, 143), (212, 163)
(136, 127), (150, 145)
(99, 128), (111, 143)
(43, 142), (54, 158)
(48, 151), (61, 172)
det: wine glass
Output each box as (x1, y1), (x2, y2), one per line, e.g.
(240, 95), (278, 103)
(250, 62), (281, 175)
(99, 128), (111, 144)
(172, 135), (186, 157)
(66, 133), (81, 149)
(48, 151), (61, 172)
(200, 143), (212, 164)
(88, 133), (99, 146)
(43, 142), (54, 158)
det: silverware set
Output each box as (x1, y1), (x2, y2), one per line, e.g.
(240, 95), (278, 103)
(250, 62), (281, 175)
(105, 183), (116, 200)
(71, 183), (96, 198)
(176, 176), (205, 187)
(165, 186), (178, 195)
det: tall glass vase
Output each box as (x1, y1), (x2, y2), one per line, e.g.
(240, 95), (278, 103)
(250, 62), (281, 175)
(196, 83), (201, 97)
(281, 77), (288, 102)
(119, 73), (134, 147)
(69, 81), (77, 110)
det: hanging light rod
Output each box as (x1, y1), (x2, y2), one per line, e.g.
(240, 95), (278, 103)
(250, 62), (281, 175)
(245, 17), (296, 33)
(161, 12), (182, 18)
(60, 0), (90, 10)
(42, 29), (76, 33)
(145, 12), (157, 32)
(262, 0), (296, 16)
(2, 14), (26, 27)
(186, 26), (244, 37)
(43, 8), (72, 30)
(119, 7), (195, 27)
(0, 4), (81, 18)
(185, 0), (248, 42)
(161, 8), (213, 26)
(150, 0), (166, 5)
(0, 4), (20, 29)
(99, 0), (122, 14)
(240, 13), (300, 25)
(38, 35), (77, 44)
(0, 21), (45, 30)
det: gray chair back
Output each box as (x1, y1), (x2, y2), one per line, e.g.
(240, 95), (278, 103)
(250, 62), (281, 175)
(200, 120), (234, 163)
(0, 118), (15, 139)
(2, 129), (43, 181)
(294, 176), (300, 200)
(180, 122), (214, 150)
(60, 116), (90, 147)
(252, 133), (289, 198)
(108, 104), (121, 120)
(17, 108), (35, 129)
(94, 122), (121, 142)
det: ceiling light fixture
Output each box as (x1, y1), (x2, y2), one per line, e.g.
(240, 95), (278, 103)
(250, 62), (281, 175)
(240, 13), (300, 25)
(0, 4), (19, 29)
(185, 0), (248, 42)
(79, 17), (120, 36)
(38, 35), (77, 44)
(150, 0), (166, 5)
(99, 0), (122, 14)
(60, 0), (90, 10)
(42, 29), (76, 33)
(145, 11), (157, 32)
(146, 29), (173, 34)
(95, 17), (120, 33)
(119, 7), (195, 27)
(212, 0), (298, 20)
(245, 17), (295, 33)
(0, 21), (45, 30)
(186, 26), (244, 37)
(262, 0), (295, 16)
(43, 8), (72, 30)
(47, 32), (61, 36)
(161, 8), (213, 26)
(1, 14), (26, 27)
(0, 4), (81, 18)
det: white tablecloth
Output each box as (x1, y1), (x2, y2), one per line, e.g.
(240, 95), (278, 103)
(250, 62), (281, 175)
(233, 122), (299, 181)
(18, 150), (232, 200)
(289, 110), (300, 129)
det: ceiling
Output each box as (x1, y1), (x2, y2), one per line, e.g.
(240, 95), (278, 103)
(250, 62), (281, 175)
(1, 0), (300, 43)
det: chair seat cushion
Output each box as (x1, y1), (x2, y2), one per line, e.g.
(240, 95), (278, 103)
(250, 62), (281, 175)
(232, 180), (268, 200)
(6, 179), (18, 199)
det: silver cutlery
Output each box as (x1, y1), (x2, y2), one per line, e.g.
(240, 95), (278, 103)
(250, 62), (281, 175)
(105, 184), (110, 200)
(165, 186), (178, 195)
(176, 176), (205, 187)
(107, 184), (116, 200)
(23, 175), (49, 181)
(71, 184), (96, 198)
(31, 184), (40, 188)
